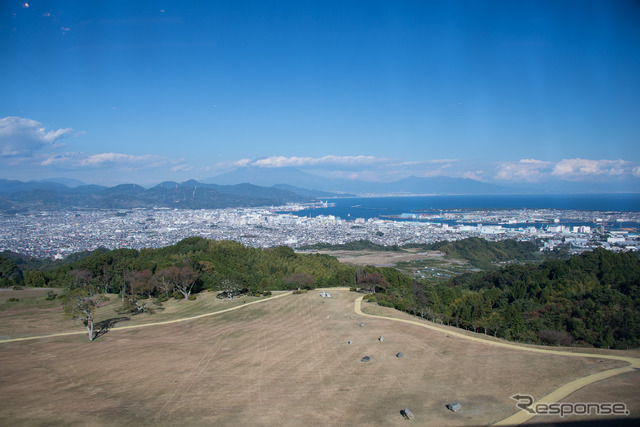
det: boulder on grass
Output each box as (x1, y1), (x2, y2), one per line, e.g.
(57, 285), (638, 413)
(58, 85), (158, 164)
(401, 408), (414, 420)
(446, 403), (462, 412)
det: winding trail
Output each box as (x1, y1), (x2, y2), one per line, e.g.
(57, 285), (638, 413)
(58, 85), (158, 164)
(353, 295), (639, 425)
(0, 291), (293, 344)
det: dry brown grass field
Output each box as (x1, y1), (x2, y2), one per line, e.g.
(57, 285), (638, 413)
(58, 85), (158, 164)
(0, 288), (638, 426)
(312, 247), (448, 267)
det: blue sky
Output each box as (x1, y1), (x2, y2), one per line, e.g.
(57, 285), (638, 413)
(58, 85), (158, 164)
(1, 0), (639, 187)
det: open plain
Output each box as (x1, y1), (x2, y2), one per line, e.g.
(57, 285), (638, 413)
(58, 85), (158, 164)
(0, 288), (638, 426)
(311, 248), (442, 267)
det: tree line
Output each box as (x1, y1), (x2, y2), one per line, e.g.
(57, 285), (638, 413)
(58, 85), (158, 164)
(370, 247), (640, 349)
(8, 238), (359, 296)
(3, 237), (639, 349)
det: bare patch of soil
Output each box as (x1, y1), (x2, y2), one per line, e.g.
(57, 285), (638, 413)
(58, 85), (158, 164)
(314, 248), (448, 267)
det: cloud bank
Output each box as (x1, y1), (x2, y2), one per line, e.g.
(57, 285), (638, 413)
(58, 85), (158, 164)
(41, 152), (181, 170)
(218, 155), (639, 184)
(495, 158), (635, 182)
(0, 116), (72, 157)
(0, 117), (185, 182)
(1, 117), (637, 187)
(230, 155), (381, 168)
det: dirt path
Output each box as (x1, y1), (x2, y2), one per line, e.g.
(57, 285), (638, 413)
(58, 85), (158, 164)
(0, 291), (293, 344)
(353, 295), (639, 425)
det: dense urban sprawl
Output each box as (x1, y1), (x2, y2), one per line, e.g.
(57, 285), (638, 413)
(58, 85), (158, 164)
(1, 204), (638, 259)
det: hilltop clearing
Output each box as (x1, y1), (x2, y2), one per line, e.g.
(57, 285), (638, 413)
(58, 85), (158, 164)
(0, 289), (637, 426)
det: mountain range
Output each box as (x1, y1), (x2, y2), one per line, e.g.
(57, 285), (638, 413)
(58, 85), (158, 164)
(2, 166), (637, 212)
(205, 167), (640, 195)
(0, 179), (313, 212)
(204, 167), (512, 195)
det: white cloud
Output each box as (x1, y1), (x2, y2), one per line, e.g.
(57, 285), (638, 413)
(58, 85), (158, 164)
(495, 159), (553, 182)
(519, 158), (550, 165)
(0, 116), (72, 157)
(424, 158), (460, 164)
(249, 155), (380, 168)
(218, 156), (461, 179)
(232, 158), (252, 167)
(213, 155), (640, 184)
(494, 158), (638, 182)
(171, 164), (193, 172)
(391, 159), (458, 167)
(41, 152), (181, 169)
(463, 170), (485, 180)
(551, 158), (630, 179)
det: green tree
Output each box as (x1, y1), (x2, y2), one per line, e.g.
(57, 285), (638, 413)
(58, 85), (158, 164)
(164, 266), (199, 299)
(63, 288), (108, 341)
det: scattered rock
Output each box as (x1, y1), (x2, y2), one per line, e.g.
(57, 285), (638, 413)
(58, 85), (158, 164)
(401, 408), (414, 420)
(446, 403), (462, 412)
(379, 336), (384, 342)
(396, 352), (404, 358)
(361, 356), (370, 362)
(348, 339), (353, 345)
(359, 322), (365, 327)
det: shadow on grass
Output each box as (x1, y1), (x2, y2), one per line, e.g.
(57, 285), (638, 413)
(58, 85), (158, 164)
(94, 316), (130, 339)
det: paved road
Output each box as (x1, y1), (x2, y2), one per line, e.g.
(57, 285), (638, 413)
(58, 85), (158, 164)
(353, 295), (639, 426)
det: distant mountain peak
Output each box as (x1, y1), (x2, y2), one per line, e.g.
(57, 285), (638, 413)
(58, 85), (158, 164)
(203, 168), (513, 195)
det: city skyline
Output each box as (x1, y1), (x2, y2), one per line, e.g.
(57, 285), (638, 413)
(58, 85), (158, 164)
(1, 1), (639, 187)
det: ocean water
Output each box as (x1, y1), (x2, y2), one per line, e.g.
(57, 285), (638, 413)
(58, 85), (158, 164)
(292, 194), (640, 221)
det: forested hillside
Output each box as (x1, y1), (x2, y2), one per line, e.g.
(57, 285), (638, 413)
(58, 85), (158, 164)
(372, 248), (640, 349)
(426, 237), (544, 268)
(16, 237), (355, 292)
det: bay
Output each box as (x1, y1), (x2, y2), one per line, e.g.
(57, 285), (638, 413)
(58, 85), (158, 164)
(292, 194), (640, 222)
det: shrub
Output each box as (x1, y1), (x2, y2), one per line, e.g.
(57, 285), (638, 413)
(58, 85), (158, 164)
(156, 295), (168, 303)
(349, 287), (357, 292)
(537, 329), (575, 346)
(262, 290), (272, 296)
(7, 297), (19, 302)
(187, 294), (197, 301)
(292, 289), (307, 294)
(173, 291), (184, 300)
(45, 291), (57, 301)
(12, 286), (23, 290)
(283, 273), (315, 289)
(116, 297), (136, 314)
